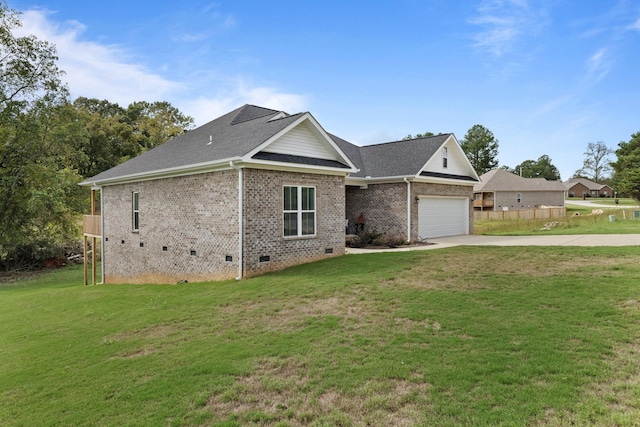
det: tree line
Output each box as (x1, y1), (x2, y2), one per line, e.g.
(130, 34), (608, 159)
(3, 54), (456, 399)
(0, 2), (193, 270)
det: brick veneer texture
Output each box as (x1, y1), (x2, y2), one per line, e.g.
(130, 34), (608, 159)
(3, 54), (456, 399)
(102, 168), (345, 283)
(346, 181), (474, 241)
(242, 169), (345, 277)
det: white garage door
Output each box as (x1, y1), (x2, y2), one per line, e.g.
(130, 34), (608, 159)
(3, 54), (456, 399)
(418, 197), (469, 239)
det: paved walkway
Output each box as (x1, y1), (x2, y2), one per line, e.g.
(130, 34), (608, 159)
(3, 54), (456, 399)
(346, 234), (640, 254)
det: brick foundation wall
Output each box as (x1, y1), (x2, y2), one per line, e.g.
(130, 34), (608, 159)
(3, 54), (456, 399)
(102, 170), (240, 284)
(243, 169), (345, 277)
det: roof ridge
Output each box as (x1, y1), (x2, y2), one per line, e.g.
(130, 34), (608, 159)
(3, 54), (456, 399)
(229, 104), (284, 125)
(361, 133), (451, 148)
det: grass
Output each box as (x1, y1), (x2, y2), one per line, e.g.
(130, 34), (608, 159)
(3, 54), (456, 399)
(567, 197), (639, 207)
(2, 247), (640, 426)
(474, 202), (640, 236)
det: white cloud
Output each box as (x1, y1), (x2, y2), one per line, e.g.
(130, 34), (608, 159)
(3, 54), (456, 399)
(469, 0), (547, 57)
(183, 83), (308, 126)
(586, 48), (611, 83)
(629, 16), (640, 31)
(12, 8), (307, 124)
(15, 9), (181, 106)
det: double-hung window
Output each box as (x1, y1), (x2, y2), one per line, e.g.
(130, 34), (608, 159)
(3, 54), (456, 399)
(284, 186), (316, 237)
(442, 147), (448, 168)
(132, 192), (139, 231)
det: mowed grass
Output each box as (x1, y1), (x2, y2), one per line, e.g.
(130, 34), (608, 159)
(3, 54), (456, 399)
(2, 247), (640, 426)
(475, 205), (640, 236)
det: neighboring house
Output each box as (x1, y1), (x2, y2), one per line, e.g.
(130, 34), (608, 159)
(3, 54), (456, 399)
(563, 178), (614, 198)
(81, 105), (479, 284)
(473, 169), (565, 211)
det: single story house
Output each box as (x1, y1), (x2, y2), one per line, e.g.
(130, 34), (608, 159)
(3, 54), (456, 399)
(473, 169), (565, 211)
(563, 178), (614, 198)
(81, 105), (479, 284)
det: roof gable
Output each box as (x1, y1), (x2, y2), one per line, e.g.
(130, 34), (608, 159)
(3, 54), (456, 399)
(420, 135), (479, 181)
(259, 120), (343, 162)
(245, 113), (357, 171)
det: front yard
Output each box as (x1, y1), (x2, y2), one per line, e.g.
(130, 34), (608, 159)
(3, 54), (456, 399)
(2, 246), (640, 426)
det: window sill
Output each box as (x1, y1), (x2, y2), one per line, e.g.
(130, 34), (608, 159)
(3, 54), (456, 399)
(283, 235), (317, 241)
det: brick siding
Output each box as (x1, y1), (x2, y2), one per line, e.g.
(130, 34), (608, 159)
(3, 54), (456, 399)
(243, 169), (345, 277)
(346, 181), (474, 241)
(102, 170), (240, 284)
(102, 168), (345, 283)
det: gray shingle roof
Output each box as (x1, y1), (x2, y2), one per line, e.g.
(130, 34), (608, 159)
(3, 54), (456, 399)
(82, 105), (304, 184)
(332, 134), (452, 178)
(82, 104), (475, 186)
(475, 169), (565, 192)
(563, 177), (611, 191)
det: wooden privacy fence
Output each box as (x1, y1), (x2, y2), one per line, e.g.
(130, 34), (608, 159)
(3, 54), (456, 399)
(474, 207), (566, 221)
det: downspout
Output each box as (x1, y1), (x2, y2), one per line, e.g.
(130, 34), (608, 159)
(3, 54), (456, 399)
(98, 186), (105, 285)
(404, 178), (411, 243)
(230, 161), (243, 280)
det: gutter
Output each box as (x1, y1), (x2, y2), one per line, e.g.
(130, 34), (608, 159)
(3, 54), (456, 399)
(230, 161), (243, 280)
(404, 178), (411, 243)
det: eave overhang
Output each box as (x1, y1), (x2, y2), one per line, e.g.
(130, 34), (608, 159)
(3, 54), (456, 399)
(346, 173), (479, 187)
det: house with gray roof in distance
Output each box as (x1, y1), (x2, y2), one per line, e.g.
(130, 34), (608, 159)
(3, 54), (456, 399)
(81, 105), (479, 284)
(473, 169), (565, 211)
(563, 177), (614, 198)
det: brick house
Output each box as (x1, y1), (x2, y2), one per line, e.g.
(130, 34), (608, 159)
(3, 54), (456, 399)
(81, 105), (479, 284)
(473, 169), (565, 211)
(563, 178), (614, 198)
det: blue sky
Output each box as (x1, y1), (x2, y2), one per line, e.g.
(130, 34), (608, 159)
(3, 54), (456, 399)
(9, 0), (640, 180)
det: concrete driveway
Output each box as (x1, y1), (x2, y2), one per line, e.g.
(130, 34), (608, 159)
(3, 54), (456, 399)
(345, 234), (640, 254)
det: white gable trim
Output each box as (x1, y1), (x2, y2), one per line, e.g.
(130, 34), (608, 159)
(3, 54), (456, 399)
(418, 135), (479, 181)
(244, 113), (358, 172)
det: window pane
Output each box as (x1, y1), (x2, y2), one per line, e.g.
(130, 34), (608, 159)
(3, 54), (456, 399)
(133, 192), (139, 210)
(302, 187), (315, 210)
(284, 212), (298, 236)
(133, 212), (139, 230)
(284, 186), (297, 211)
(301, 212), (315, 235)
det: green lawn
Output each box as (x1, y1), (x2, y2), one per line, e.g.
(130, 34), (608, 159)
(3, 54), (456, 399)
(2, 248), (640, 426)
(475, 205), (640, 236)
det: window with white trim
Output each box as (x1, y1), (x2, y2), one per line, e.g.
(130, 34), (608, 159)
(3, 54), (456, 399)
(284, 186), (316, 237)
(442, 147), (448, 168)
(132, 192), (139, 231)
(516, 193), (522, 203)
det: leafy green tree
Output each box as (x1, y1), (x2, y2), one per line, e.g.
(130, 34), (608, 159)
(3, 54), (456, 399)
(125, 101), (194, 151)
(0, 2), (65, 115)
(72, 98), (194, 177)
(611, 132), (640, 201)
(402, 132), (435, 140)
(573, 141), (612, 182)
(460, 124), (499, 174)
(511, 155), (561, 180)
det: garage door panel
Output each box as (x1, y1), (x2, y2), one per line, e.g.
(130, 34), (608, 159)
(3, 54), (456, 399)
(418, 197), (468, 239)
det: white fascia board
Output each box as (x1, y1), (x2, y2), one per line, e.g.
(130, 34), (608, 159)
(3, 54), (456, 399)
(80, 156), (243, 187)
(245, 113), (359, 172)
